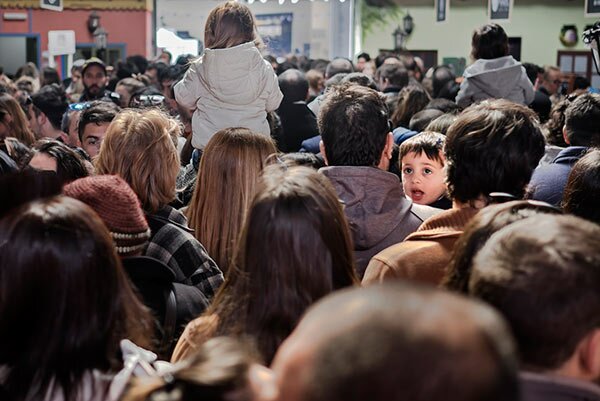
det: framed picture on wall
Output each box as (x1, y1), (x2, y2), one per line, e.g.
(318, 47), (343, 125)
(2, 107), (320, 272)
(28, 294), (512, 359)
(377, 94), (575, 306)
(489, 0), (513, 22)
(585, 0), (600, 17)
(435, 0), (449, 23)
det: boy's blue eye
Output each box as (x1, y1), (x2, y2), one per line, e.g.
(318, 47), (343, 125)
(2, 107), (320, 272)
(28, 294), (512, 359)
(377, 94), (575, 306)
(403, 167), (413, 174)
(424, 168), (433, 175)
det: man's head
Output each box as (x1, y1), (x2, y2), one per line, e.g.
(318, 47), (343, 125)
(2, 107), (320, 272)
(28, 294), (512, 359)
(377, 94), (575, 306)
(541, 66), (561, 95)
(522, 62), (543, 86)
(469, 214), (600, 378)
(376, 63), (409, 91)
(30, 84), (68, 141)
(82, 58), (108, 98)
(272, 283), (518, 401)
(563, 93), (600, 147)
(445, 99), (545, 203)
(28, 139), (89, 185)
(278, 69), (309, 104)
(78, 101), (121, 158)
(325, 58), (354, 79)
(356, 52), (371, 72)
(318, 83), (393, 169)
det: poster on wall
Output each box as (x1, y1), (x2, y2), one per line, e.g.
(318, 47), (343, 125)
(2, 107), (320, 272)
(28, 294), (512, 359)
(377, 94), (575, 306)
(435, 0), (449, 23)
(489, 0), (513, 22)
(585, 0), (600, 17)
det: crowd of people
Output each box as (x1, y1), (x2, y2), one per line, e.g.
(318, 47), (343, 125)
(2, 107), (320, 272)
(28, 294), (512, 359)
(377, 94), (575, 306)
(0, 1), (599, 400)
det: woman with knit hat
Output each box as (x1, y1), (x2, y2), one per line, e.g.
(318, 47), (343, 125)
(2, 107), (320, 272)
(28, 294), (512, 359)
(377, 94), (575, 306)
(64, 174), (209, 358)
(94, 109), (223, 300)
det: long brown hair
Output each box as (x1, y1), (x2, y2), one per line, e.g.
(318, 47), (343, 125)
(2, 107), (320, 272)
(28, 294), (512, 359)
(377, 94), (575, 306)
(95, 109), (180, 213)
(0, 196), (153, 401)
(204, 1), (262, 49)
(0, 93), (35, 146)
(207, 165), (358, 364)
(391, 85), (431, 129)
(186, 128), (276, 276)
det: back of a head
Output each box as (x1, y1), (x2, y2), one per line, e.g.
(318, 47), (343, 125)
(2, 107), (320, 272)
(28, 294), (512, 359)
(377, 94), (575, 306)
(124, 337), (263, 401)
(445, 99), (545, 203)
(187, 127), (277, 274)
(278, 69), (309, 103)
(204, 1), (258, 49)
(564, 93), (600, 146)
(391, 84), (431, 128)
(425, 113), (458, 135)
(0, 196), (152, 401)
(432, 65), (456, 98)
(325, 58), (354, 79)
(78, 100), (121, 143)
(444, 200), (561, 294)
(30, 139), (89, 185)
(0, 93), (35, 145)
(469, 214), (600, 371)
(409, 109), (443, 132)
(31, 83), (69, 130)
(273, 283), (518, 401)
(64, 175), (151, 257)
(0, 169), (61, 219)
(471, 23), (509, 60)
(318, 83), (389, 167)
(426, 98), (462, 114)
(522, 62), (542, 85)
(219, 165), (357, 363)
(95, 109), (180, 213)
(377, 63), (409, 89)
(340, 72), (378, 90)
(563, 149), (600, 225)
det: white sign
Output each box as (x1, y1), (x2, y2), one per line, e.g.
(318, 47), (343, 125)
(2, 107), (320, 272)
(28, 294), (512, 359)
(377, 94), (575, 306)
(40, 0), (63, 12)
(48, 30), (76, 56)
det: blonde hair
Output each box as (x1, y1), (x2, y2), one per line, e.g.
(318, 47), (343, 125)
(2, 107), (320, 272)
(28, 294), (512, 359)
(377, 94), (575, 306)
(204, 1), (262, 49)
(0, 94), (35, 146)
(95, 109), (180, 213)
(186, 128), (276, 275)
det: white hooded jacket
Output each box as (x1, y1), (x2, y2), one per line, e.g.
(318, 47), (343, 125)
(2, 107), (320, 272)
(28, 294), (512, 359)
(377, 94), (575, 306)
(175, 41), (283, 149)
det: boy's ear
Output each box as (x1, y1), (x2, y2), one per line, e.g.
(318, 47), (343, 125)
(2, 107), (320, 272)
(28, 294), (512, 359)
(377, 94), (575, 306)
(563, 125), (570, 145)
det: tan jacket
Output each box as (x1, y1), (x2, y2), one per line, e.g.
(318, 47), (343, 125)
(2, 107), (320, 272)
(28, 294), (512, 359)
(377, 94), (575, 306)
(175, 42), (283, 148)
(362, 207), (479, 286)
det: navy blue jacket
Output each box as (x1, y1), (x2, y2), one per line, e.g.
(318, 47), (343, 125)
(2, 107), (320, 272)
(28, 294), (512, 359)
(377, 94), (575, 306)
(529, 146), (587, 206)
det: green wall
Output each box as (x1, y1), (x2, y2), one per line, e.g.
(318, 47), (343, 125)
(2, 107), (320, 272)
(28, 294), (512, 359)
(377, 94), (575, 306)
(362, 0), (598, 67)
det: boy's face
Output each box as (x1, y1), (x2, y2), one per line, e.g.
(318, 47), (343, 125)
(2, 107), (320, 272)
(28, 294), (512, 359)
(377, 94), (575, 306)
(81, 122), (110, 159)
(401, 151), (446, 205)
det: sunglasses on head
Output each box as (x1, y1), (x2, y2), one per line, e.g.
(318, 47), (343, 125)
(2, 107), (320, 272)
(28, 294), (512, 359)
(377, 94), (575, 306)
(68, 102), (92, 111)
(131, 95), (165, 107)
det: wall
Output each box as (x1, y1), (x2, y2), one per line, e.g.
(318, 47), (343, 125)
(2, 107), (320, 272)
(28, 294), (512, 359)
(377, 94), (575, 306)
(0, 7), (151, 72)
(362, 0), (598, 67)
(156, 0), (349, 59)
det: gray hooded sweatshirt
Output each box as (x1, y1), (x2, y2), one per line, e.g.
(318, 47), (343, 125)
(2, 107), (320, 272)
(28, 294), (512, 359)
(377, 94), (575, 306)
(456, 55), (535, 108)
(320, 166), (439, 277)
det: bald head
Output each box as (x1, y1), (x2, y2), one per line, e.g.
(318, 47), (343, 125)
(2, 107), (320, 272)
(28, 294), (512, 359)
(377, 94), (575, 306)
(325, 58), (354, 79)
(278, 69), (309, 104)
(272, 283), (518, 401)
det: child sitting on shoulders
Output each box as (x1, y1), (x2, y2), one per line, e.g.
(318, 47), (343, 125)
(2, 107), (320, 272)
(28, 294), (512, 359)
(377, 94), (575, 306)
(175, 1), (283, 149)
(400, 131), (451, 209)
(456, 23), (534, 108)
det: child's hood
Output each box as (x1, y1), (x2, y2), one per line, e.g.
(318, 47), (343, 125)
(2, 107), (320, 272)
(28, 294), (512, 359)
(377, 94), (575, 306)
(199, 41), (271, 105)
(463, 56), (525, 99)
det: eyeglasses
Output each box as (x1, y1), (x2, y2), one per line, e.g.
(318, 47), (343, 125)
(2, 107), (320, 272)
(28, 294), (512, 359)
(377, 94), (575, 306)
(131, 95), (165, 107)
(69, 102), (92, 111)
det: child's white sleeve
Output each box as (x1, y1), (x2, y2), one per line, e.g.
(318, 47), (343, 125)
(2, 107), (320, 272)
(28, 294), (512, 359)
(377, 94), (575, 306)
(262, 62), (284, 112)
(455, 78), (475, 108)
(174, 62), (202, 109)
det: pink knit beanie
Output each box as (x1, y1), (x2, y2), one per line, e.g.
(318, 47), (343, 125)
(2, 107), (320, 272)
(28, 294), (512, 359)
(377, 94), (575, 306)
(64, 175), (151, 256)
